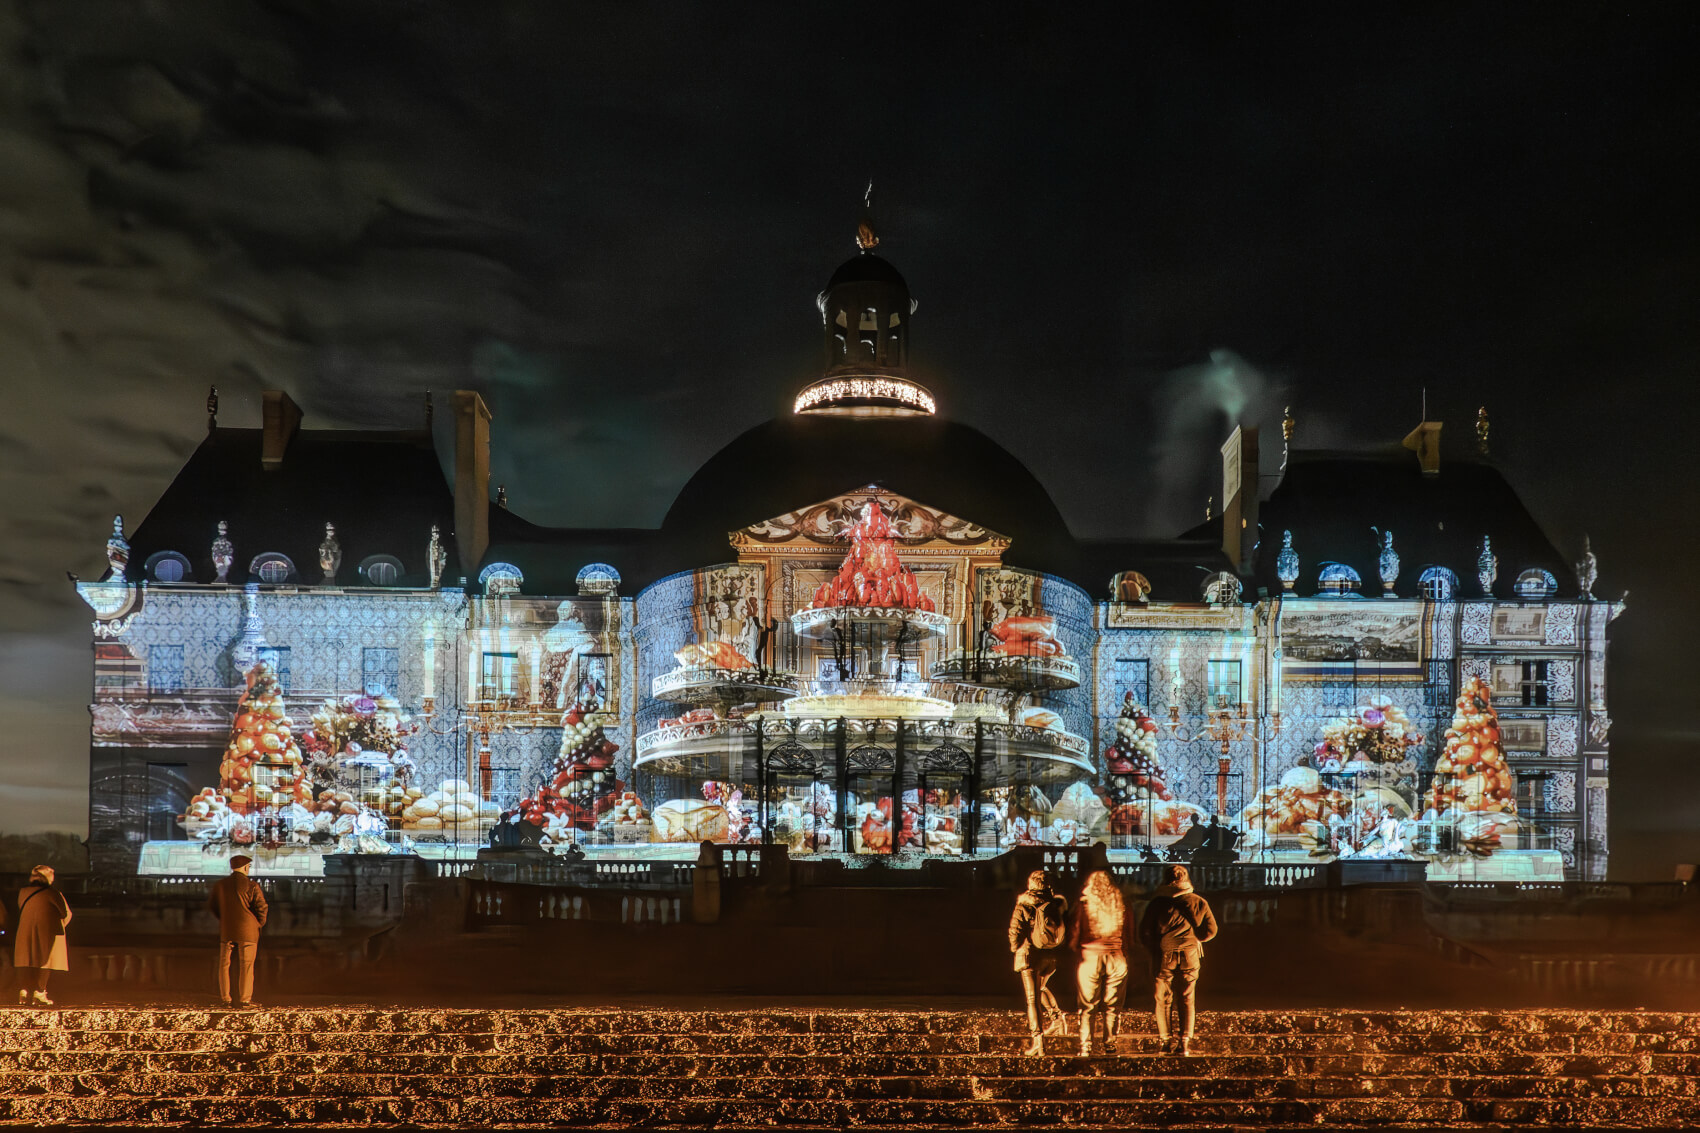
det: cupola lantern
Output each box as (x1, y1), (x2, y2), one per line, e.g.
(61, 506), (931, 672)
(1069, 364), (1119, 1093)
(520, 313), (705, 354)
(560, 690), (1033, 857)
(794, 186), (935, 419)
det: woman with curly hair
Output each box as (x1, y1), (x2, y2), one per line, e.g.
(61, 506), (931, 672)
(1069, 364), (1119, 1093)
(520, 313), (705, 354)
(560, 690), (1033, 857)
(1069, 868), (1128, 1055)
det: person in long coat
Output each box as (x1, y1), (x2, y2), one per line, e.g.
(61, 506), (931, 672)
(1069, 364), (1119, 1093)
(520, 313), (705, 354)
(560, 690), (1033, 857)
(12, 865), (72, 1006)
(207, 854), (268, 1007)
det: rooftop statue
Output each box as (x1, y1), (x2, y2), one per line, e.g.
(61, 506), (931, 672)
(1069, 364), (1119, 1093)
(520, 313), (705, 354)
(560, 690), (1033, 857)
(211, 521), (234, 584)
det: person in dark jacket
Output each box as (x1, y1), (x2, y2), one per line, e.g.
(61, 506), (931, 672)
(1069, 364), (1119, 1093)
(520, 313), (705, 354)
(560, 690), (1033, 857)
(12, 865), (72, 1006)
(207, 855), (268, 1007)
(1137, 863), (1218, 1055)
(1008, 869), (1068, 1056)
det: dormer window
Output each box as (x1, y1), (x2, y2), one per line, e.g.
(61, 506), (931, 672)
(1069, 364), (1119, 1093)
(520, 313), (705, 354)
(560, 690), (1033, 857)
(250, 553), (296, 585)
(1316, 562), (1362, 596)
(576, 562), (621, 597)
(1514, 569), (1558, 601)
(478, 562), (523, 596)
(358, 554), (405, 587)
(145, 551), (193, 583)
(1418, 566), (1459, 601)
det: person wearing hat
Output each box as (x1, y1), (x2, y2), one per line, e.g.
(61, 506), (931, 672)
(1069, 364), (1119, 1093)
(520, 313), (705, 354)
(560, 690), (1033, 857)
(11, 865), (72, 1006)
(207, 854), (268, 1007)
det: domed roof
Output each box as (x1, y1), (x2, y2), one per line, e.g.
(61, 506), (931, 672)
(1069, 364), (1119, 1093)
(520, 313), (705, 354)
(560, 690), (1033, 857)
(826, 252), (908, 291)
(660, 414), (1080, 578)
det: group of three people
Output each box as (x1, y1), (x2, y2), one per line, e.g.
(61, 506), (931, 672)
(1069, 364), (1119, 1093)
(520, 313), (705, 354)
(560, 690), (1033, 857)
(1010, 862), (1217, 1056)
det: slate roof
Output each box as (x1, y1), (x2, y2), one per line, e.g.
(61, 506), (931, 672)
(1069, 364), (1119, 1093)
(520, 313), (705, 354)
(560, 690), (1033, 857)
(122, 427), (455, 587)
(1249, 446), (1578, 599)
(1076, 537), (1241, 605)
(656, 414), (1084, 585)
(119, 422), (1582, 607)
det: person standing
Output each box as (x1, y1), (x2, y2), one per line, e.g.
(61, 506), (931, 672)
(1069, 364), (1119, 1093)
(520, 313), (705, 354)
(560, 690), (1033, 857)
(1070, 869), (1129, 1056)
(12, 865), (72, 1006)
(208, 854), (268, 1007)
(1137, 863), (1218, 1056)
(1008, 868), (1068, 1056)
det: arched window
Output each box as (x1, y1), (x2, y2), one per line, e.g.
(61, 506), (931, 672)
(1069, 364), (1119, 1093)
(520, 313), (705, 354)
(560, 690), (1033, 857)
(145, 551), (193, 583)
(359, 554), (405, 587)
(250, 553), (296, 585)
(1316, 562), (1362, 596)
(576, 562), (621, 597)
(1514, 568), (1558, 600)
(1418, 566), (1458, 601)
(478, 562), (523, 596)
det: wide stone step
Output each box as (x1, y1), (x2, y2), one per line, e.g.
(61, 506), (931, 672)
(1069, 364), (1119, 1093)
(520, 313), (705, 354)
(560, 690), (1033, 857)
(4, 1009), (1699, 1128)
(6, 1020), (1693, 1054)
(7, 1048), (1700, 1078)
(6, 1092), (1700, 1127)
(7, 1007), (1699, 1037)
(4, 1069), (1694, 1102)
(0, 1094), (1480, 1124)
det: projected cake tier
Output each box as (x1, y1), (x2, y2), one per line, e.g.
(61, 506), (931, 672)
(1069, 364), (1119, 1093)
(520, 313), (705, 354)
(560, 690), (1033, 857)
(635, 713), (1091, 773)
(930, 652), (1081, 690)
(651, 665), (800, 704)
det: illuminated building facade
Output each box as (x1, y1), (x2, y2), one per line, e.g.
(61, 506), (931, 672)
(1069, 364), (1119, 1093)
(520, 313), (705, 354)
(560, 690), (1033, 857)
(75, 222), (1622, 881)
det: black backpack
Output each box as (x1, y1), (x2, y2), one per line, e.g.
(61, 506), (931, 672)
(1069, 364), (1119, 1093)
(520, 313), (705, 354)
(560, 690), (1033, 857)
(1029, 893), (1066, 950)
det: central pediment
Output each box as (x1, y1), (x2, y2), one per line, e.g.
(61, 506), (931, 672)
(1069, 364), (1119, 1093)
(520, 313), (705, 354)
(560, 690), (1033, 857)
(730, 485), (1010, 553)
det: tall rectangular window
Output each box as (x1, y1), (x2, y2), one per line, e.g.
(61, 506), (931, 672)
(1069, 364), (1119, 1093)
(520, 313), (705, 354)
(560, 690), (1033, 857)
(488, 767), (522, 810)
(1520, 661), (1551, 707)
(258, 646), (291, 692)
(146, 761), (190, 841)
(482, 652), (519, 698)
(1112, 658), (1150, 707)
(363, 647), (401, 698)
(148, 645), (186, 694)
(1207, 659), (1242, 708)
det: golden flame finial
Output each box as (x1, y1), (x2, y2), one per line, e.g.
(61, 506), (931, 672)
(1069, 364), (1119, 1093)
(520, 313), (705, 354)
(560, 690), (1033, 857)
(855, 181), (879, 251)
(1476, 406), (1491, 456)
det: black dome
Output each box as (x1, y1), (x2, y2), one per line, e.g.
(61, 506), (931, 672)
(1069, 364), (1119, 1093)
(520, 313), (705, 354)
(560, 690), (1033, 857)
(826, 253), (908, 291)
(660, 415), (1081, 578)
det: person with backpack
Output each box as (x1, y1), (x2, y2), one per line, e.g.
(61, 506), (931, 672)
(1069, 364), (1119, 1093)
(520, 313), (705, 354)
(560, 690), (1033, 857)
(1069, 868), (1129, 1056)
(1137, 863), (1218, 1055)
(1008, 868), (1068, 1056)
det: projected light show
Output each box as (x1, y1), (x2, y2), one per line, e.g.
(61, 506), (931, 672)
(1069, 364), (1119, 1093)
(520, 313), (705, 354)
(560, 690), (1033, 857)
(2, 4), (1697, 1130)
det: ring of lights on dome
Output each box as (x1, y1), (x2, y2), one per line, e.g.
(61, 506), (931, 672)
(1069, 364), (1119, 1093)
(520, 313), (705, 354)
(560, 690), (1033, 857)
(793, 374), (936, 418)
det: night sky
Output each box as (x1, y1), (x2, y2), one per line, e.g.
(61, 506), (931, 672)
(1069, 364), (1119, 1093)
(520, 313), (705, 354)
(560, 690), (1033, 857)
(0, 3), (1694, 876)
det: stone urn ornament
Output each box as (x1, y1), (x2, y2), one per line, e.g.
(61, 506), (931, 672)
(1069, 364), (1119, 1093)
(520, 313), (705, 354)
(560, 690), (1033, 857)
(1477, 536), (1497, 597)
(1276, 530), (1300, 592)
(105, 515), (129, 581)
(1576, 535), (1598, 601)
(211, 520), (234, 584)
(319, 523), (342, 585)
(1376, 529), (1399, 595)
(428, 525), (447, 589)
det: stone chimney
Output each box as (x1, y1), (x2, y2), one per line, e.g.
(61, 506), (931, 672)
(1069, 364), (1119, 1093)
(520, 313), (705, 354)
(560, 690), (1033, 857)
(261, 390), (303, 470)
(1220, 424), (1258, 570)
(453, 390), (492, 580)
(1402, 420), (1442, 476)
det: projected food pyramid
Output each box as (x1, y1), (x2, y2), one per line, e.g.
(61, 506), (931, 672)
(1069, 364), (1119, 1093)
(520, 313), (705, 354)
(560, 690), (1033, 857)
(1428, 674), (1520, 855)
(807, 500), (935, 612)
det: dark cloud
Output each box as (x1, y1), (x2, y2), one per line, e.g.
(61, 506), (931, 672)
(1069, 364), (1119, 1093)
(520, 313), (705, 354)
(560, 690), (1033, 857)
(0, 1), (1695, 873)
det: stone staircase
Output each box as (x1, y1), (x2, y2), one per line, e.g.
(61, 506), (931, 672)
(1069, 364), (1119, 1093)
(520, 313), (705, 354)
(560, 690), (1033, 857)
(3, 1008), (1698, 1128)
